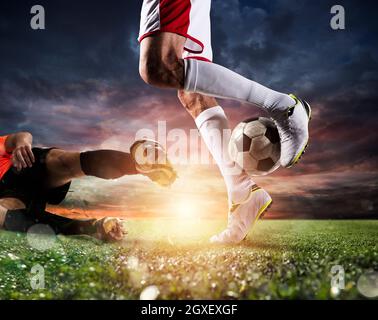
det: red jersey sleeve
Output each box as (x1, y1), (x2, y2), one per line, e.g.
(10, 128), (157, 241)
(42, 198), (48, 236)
(0, 135), (9, 156)
(0, 135), (12, 179)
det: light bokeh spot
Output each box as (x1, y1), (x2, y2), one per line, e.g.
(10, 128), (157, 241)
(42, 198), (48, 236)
(27, 224), (57, 251)
(140, 285), (160, 300)
(357, 271), (378, 298)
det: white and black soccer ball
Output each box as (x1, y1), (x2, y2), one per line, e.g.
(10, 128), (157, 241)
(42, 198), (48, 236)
(228, 117), (281, 176)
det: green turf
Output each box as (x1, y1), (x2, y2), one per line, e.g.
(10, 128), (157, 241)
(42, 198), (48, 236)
(0, 220), (377, 300)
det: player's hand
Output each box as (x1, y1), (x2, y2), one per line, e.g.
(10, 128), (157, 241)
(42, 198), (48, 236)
(12, 143), (35, 171)
(130, 139), (178, 187)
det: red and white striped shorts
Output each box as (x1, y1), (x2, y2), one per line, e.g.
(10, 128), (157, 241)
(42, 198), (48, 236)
(138, 0), (213, 62)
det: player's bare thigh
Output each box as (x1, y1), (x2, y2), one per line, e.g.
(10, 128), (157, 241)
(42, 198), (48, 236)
(45, 149), (84, 189)
(139, 32), (187, 88)
(0, 198), (26, 227)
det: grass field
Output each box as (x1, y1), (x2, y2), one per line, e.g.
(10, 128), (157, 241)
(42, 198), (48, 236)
(0, 219), (377, 300)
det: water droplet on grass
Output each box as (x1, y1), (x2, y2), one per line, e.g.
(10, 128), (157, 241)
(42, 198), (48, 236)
(140, 285), (160, 300)
(357, 271), (378, 298)
(7, 253), (19, 260)
(127, 256), (139, 270)
(330, 286), (340, 297)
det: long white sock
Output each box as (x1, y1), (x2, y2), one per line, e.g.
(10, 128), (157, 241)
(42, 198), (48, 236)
(195, 106), (254, 205)
(185, 59), (295, 114)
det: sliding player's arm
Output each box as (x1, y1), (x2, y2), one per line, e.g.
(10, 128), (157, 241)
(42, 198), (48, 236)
(5, 132), (35, 170)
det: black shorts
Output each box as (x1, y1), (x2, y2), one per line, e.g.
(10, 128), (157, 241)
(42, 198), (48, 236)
(0, 147), (71, 208)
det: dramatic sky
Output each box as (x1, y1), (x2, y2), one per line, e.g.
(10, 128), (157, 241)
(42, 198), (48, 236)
(0, 0), (377, 219)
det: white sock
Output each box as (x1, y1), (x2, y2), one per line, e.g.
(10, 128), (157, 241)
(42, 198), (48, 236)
(195, 106), (254, 205)
(185, 59), (295, 114)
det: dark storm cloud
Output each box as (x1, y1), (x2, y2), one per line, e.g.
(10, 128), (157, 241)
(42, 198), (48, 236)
(0, 0), (142, 81)
(0, 0), (377, 218)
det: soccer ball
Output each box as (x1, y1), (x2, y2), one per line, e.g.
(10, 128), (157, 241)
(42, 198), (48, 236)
(228, 117), (281, 176)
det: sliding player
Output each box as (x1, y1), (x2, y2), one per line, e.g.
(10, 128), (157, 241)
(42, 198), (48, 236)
(138, 0), (311, 243)
(0, 132), (176, 241)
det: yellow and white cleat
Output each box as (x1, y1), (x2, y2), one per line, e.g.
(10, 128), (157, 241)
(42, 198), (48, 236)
(210, 186), (272, 244)
(271, 94), (311, 168)
(130, 139), (177, 187)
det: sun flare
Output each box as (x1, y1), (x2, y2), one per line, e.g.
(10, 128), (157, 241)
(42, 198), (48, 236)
(176, 199), (198, 220)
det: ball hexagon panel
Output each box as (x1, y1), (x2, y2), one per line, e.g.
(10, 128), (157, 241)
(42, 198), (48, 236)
(257, 158), (275, 172)
(232, 122), (245, 140)
(250, 136), (273, 160)
(235, 133), (252, 152)
(243, 121), (266, 139)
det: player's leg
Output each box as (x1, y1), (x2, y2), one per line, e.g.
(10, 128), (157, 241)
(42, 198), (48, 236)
(141, 33), (294, 112)
(184, 61), (311, 168)
(1, 205), (125, 241)
(27, 211), (126, 242)
(0, 180), (125, 241)
(178, 91), (252, 203)
(138, 0), (311, 168)
(178, 91), (272, 244)
(45, 149), (139, 189)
